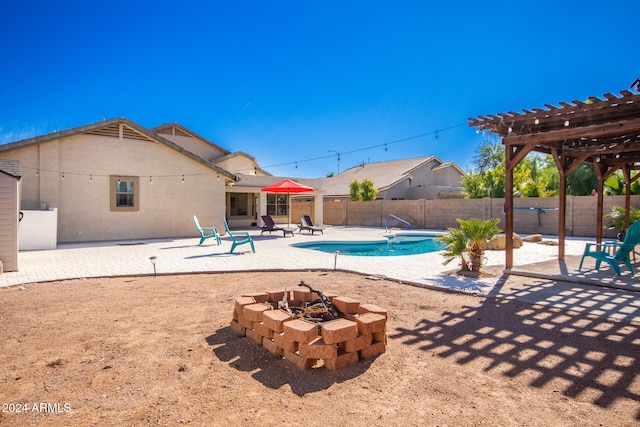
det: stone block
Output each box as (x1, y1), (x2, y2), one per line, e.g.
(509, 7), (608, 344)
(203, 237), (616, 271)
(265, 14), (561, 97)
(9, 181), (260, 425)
(273, 332), (299, 353)
(283, 319), (318, 344)
(360, 341), (386, 359)
(236, 312), (254, 330)
(262, 309), (294, 333)
(299, 337), (338, 360)
(254, 322), (274, 339)
(372, 331), (387, 344)
(262, 337), (283, 357)
(333, 296), (360, 314)
(242, 292), (269, 303)
(283, 350), (317, 371)
(321, 318), (358, 345)
(235, 296), (256, 314)
(358, 303), (388, 319)
(293, 289), (318, 302)
(229, 320), (246, 336)
(324, 350), (359, 371)
(245, 327), (263, 345)
(339, 333), (372, 353)
(267, 290), (287, 302)
(243, 303), (273, 322)
(355, 312), (387, 335)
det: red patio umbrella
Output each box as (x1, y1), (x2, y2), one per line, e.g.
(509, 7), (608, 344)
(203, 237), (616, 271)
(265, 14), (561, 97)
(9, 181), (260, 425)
(261, 179), (315, 226)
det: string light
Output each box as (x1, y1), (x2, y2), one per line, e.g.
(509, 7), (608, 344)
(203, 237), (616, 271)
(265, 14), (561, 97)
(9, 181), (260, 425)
(149, 176), (153, 184)
(564, 120), (570, 127)
(62, 172), (65, 180)
(90, 174), (93, 182)
(534, 118), (540, 125)
(36, 169), (39, 177)
(181, 175), (185, 183)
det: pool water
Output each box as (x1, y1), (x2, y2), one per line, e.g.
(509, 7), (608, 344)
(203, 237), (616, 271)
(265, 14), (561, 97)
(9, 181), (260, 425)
(291, 234), (445, 256)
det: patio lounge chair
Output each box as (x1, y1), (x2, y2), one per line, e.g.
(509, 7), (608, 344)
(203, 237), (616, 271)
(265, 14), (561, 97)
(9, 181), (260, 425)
(223, 218), (255, 253)
(298, 215), (325, 235)
(579, 220), (640, 275)
(193, 215), (222, 246)
(260, 215), (294, 237)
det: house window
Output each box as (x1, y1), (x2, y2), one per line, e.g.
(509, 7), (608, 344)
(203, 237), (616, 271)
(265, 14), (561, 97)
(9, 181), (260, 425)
(228, 193), (249, 217)
(110, 176), (139, 211)
(266, 194), (288, 216)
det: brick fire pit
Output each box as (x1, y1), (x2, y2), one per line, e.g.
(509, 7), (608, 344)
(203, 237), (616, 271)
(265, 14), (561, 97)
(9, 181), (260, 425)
(230, 288), (387, 371)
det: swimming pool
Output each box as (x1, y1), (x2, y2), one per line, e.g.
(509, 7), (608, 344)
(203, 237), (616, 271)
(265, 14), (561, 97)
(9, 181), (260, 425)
(291, 233), (445, 256)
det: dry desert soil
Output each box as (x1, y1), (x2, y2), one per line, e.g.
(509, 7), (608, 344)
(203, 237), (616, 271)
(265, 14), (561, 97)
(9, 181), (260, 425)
(1, 271), (638, 426)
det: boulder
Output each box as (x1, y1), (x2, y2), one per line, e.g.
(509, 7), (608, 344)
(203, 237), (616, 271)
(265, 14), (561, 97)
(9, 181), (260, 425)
(487, 233), (523, 250)
(522, 234), (543, 243)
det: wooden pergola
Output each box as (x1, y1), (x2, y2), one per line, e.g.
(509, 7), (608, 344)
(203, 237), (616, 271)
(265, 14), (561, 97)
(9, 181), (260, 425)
(469, 90), (640, 268)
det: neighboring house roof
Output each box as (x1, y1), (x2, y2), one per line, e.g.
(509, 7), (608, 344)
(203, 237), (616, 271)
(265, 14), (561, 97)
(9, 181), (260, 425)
(0, 160), (22, 179)
(320, 155), (463, 197)
(0, 118), (236, 181)
(431, 161), (466, 176)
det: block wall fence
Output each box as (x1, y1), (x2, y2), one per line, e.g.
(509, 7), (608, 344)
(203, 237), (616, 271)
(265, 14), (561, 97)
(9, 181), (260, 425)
(293, 195), (640, 238)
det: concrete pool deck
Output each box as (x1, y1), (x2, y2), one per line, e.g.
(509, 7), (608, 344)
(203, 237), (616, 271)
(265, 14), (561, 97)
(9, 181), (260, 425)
(1, 226), (638, 323)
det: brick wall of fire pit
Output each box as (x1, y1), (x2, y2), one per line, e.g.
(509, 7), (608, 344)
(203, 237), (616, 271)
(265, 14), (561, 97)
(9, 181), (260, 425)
(230, 288), (387, 371)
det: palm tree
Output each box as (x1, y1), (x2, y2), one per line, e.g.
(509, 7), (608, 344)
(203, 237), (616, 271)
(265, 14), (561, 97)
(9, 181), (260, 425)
(437, 226), (470, 271)
(438, 218), (501, 273)
(459, 218), (501, 272)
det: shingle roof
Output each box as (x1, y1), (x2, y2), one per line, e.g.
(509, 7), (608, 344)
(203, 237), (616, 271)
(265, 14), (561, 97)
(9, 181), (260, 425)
(320, 156), (441, 196)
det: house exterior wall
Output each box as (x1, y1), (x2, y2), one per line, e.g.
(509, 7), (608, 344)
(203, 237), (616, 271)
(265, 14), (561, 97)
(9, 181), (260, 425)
(0, 134), (227, 242)
(0, 173), (19, 271)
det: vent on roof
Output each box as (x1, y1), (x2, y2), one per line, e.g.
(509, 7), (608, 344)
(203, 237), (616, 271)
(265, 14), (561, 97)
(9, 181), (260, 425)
(86, 124), (152, 141)
(156, 126), (191, 137)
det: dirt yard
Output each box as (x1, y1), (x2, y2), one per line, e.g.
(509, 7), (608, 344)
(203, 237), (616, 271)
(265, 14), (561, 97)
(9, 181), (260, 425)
(1, 271), (638, 426)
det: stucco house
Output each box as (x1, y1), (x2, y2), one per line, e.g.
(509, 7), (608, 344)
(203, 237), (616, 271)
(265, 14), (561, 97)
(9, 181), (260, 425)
(320, 156), (465, 201)
(0, 119), (464, 245)
(0, 118), (241, 242)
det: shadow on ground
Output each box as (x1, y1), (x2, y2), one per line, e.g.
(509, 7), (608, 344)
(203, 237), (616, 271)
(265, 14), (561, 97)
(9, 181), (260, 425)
(391, 283), (640, 422)
(205, 326), (375, 396)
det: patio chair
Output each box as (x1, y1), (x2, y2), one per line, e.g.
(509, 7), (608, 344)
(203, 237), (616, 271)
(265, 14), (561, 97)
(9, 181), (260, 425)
(193, 215), (222, 246)
(298, 215), (325, 235)
(223, 218), (255, 253)
(579, 220), (640, 275)
(260, 215), (294, 237)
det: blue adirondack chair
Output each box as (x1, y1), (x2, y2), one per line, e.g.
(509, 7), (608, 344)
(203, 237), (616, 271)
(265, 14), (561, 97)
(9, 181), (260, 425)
(579, 220), (640, 275)
(193, 215), (222, 246)
(223, 218), (255, 253)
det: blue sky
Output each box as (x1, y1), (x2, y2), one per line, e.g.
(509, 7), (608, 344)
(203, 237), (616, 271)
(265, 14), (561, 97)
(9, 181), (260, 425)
(1, 1), (638, 178)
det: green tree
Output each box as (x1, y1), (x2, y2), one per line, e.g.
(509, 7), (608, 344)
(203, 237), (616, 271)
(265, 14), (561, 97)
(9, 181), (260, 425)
(349, 180), (362, 201)
(567, 163), (597, 196)
(473, 140), (504, 173)
(604, 171), (640, 195)
(360, 179), (378, 201)
(349, 179), (378, 201)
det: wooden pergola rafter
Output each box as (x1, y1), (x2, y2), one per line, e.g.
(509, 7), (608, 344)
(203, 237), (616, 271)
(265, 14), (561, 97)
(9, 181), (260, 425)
(469, 90), (640, 268)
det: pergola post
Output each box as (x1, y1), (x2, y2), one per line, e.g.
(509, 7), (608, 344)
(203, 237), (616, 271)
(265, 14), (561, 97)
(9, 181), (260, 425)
(504, 144), (514, 269)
